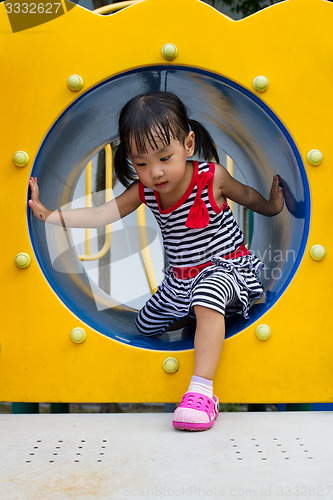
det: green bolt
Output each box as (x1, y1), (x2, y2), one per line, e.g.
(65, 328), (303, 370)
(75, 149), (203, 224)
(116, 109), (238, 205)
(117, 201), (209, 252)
(15, 252), (31, 269)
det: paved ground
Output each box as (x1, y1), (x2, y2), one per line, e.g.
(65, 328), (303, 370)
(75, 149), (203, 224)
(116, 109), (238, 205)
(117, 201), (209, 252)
(0, 412), (332, 499)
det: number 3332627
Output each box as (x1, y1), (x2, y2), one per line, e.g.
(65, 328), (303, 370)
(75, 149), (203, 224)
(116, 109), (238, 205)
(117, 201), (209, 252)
(5, 3), (63, 14)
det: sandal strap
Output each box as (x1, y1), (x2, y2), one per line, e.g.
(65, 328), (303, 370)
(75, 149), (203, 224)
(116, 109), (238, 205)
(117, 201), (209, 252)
(179, 391), (219, 420)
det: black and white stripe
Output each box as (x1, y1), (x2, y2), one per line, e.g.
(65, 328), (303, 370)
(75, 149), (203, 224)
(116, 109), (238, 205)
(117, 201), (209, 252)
(143, 162), (244, 268)
(136, 161), (264, 335)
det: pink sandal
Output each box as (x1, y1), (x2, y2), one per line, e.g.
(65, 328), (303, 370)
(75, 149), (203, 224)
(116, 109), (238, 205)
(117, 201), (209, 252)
(172, 392), (219, 431)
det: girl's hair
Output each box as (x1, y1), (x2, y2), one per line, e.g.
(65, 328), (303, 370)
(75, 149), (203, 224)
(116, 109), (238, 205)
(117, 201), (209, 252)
(114, 91), (219, 187)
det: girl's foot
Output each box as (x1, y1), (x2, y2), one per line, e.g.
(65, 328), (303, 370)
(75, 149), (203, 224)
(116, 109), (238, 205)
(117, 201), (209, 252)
(172, 392), (219, 431)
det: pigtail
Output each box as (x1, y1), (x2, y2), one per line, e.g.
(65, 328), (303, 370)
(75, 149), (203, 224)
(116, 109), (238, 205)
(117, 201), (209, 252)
(188, 119), (220, 164)
(113, 142), (137, 188)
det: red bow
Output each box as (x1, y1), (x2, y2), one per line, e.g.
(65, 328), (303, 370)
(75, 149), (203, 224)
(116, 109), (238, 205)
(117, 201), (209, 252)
(185, 171), (213, 229)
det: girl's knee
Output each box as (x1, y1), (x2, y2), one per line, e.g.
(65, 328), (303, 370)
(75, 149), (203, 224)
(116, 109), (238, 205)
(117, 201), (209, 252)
(193, 305), (225, 321)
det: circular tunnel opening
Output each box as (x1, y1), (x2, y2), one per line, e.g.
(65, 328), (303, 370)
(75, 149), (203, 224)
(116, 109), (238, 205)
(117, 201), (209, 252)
(28, 66), (310, 351)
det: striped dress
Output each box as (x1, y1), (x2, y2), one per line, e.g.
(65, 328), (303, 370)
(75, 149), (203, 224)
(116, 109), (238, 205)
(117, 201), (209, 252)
(136, 161), (264, 336)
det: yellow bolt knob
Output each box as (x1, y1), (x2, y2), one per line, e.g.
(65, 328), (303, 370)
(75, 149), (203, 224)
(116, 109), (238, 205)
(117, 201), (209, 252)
(67, 74), (84, 92)
(15, 252), (31, 269)
(70, 327), (87, 343)
(306, 149), (323, 166)
(255, 324), (271, 340)
(13, 151), (29, 167)
(310, 244), (326, 261)
(253, 76), (269, 93)
(163, 356), (179, 373)
(161, 43), (178, 61)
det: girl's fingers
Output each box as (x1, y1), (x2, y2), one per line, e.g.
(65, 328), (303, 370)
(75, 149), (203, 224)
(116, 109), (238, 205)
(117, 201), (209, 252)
(272, 176), (281, 193)
(270, 178), (277, 193)
(28, 178), (40, 206)
(29, 178), (39, 198)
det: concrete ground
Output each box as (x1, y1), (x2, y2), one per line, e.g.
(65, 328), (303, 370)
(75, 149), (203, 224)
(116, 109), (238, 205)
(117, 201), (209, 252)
(0, 411), (332, 499)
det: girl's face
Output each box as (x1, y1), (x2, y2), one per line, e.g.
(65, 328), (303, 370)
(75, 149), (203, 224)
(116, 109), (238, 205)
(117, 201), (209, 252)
(129, 131), (195, 194)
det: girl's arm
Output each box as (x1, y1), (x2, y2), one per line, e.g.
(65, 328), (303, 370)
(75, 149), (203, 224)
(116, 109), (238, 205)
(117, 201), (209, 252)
(214, 164), (284, 217)
(28, 177), (142, 228)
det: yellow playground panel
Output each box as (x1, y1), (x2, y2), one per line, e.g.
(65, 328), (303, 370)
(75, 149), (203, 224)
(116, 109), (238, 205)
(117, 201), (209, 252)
(0, 0), (332, 404)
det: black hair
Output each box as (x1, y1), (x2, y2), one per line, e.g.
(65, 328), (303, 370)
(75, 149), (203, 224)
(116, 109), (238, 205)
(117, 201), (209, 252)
(114, 91), (219, 187)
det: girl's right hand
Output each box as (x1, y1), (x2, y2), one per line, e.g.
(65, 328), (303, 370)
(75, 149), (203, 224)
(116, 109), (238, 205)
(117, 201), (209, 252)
(28, 177), (50, 221)
(268, 175), (284, 215)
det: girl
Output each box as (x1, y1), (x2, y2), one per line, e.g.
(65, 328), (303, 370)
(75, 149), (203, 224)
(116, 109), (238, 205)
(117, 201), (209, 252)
(29, 91), (284, 431)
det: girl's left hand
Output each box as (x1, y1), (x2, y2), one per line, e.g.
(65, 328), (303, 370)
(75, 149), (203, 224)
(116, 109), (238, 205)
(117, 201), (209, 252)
(269, 175), (284, 215)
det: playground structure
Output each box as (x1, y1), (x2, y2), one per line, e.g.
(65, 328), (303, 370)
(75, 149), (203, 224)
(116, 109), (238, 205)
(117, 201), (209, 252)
(0, 0), (332, 407)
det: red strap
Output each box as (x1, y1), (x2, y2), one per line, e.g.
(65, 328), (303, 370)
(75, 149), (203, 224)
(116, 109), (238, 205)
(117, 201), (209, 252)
(138, 181), (146, 204)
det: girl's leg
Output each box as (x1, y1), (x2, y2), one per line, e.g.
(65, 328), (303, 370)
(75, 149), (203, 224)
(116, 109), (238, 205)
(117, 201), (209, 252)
(136, 278), (191, 336)
(136, 300), (182, 336)
(172, 273), (234, 430)
(172, 306), (224, 431)
(193, 305), (225, 380)
(190, 272), (234, 379)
